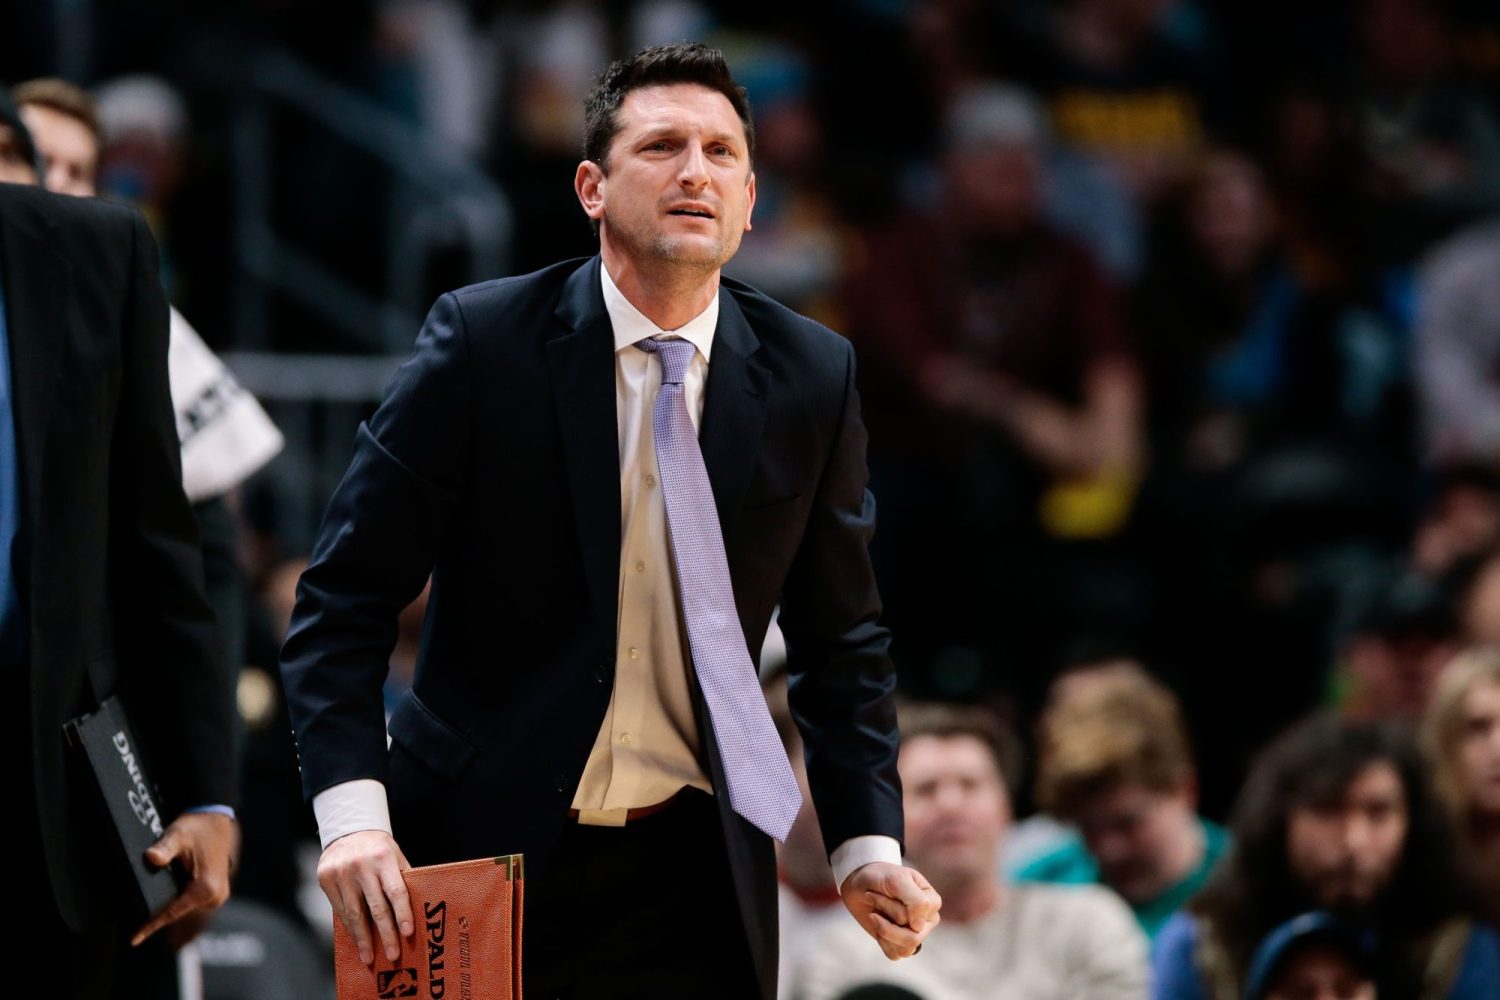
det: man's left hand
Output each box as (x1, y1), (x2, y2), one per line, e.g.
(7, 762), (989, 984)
(131, 812), (239, 947)
(841, 862), (942, 960)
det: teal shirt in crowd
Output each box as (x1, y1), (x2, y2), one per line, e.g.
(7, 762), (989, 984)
(1015, 818), (1230, 941)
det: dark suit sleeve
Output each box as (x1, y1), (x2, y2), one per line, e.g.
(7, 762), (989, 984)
(280, 293), (470, 800)
(111, 210), (237, 810)
(778, 339), (904, 854)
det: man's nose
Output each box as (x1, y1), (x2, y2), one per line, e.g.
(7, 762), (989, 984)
(678, 142), (710, 190)
(1342, 816), (1372, 855)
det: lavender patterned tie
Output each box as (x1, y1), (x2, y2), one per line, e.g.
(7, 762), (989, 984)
(636, 336), (803, 842)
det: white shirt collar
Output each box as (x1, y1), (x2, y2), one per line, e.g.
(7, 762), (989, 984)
(601, 259), (718, 362)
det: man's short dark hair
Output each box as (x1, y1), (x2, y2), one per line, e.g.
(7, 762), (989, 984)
(582, 42), (755, 173)
(898, 701), (1025, 802)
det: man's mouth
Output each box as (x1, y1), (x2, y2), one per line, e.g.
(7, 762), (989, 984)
(668, 208), (714, 219)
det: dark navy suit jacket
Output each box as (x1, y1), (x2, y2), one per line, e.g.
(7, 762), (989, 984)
(280, 255), (904, 998)
(0, 183), (234, 929)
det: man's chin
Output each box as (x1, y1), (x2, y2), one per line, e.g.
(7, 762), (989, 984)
(650, 233), (731, 268)
(1316, 885), (1378, 913)
(1107, 875), (1161, 905)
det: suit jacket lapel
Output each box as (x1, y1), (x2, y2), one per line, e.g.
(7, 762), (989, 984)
(700, 289), (769, 553)
(547, 257), (621, 653)
(0, 195), (68, 545)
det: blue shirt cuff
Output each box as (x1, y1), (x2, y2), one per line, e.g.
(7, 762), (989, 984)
(186, 804), (237, 821)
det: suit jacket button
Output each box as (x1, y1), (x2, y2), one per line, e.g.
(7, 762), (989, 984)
(596, 661), (610, 684)
(556, 773), (569, 793)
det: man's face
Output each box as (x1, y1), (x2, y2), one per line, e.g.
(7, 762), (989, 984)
(1458, 678), (1500, 815)
(1346, 633), (1456, 721)
(1075, 781), (1199, 904)
(900, 735), (1009, 892)
(1286, 763), (1408, 911)
(18, 104), (97, 197)
(1266, 945), (1376, 1000)
(577, 83), (755, 273)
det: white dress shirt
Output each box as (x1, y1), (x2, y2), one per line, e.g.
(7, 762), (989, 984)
(311, 263), (900, 889)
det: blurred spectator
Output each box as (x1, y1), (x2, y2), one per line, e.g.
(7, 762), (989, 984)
(1410, 465), (1500, 579)
(916, 84), (1145, 496)
(847, 80), (1142, 496)
(1136, 148), (1404, 475)
(1414, 218), (1500, 465)
(1017, 664), (1229, 941)
(1332, 571), (1458, 721)
(0, 92), (38, 184)
(1004, 653), (1147, 871)
(1423, 648), (1500, 915)
(1137, 148), (1292, 471)
(795, 703), (1149, 1000)
(12, 78), (97, 195)
(1350, 0), (1500, 268)
(1022, 0), (1221, 206)
(91, 76), (189, 278)
(841, 81), (1143, 696)
(1242, 913), (1377, 1000)
(1152, 714), (1500, 999)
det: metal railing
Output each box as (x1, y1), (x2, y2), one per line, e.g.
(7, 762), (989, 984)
(230, 49), (511, 353)
(217, 49), (511, 543)
(221, 352), (405, 552)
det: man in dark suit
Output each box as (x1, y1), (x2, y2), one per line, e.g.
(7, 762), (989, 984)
(282, 43), (940, 998)
(1, 175), (238, 996)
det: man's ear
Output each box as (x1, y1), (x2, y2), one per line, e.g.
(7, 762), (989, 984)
(745, 170), (757, 232)
(576, 160), (606, 223)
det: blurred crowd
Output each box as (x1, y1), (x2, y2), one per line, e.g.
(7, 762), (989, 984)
(7, 0), (1500, 997)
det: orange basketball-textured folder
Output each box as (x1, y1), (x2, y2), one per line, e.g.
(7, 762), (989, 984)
(334, 854), (524, 1000)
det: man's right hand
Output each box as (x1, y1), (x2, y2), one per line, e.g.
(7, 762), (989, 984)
(317, 830), (415, 966)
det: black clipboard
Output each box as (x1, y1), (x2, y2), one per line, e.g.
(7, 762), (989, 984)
(63, 694), (180, 915)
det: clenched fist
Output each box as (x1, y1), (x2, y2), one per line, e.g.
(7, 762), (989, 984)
(840, 862), (942, 960)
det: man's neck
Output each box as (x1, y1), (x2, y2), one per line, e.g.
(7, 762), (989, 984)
(932, 875), (1003, 925)
(600, 243), (719, 331)
(1472, 808), (1500, 851)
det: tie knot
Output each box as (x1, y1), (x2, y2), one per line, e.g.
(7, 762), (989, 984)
(636, 337), (696, 386)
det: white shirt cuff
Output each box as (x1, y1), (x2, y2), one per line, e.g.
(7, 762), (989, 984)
(312, 778), (392, 850)
(830, 835), (903, 891)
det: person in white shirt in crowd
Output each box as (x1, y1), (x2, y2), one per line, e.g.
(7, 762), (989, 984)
(796, 702), (1149, 1000)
